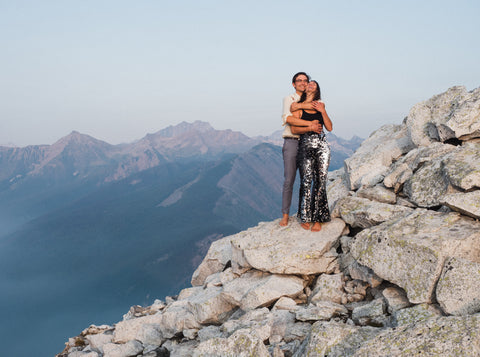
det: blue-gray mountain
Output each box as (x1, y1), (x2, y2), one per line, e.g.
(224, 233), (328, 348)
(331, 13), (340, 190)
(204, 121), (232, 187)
(0, 121), (361, 357)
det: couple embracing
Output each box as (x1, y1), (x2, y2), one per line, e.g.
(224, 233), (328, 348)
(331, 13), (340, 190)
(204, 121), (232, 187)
(279, 72), (333, 232)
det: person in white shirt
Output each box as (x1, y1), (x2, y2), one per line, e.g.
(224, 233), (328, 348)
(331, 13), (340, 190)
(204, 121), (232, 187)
(279, 72), (322, 226)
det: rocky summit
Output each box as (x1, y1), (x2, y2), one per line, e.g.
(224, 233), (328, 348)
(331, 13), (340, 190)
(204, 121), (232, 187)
(58, 86), (480, 357)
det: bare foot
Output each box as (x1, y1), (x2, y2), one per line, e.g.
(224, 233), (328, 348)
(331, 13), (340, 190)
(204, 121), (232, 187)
(300, 222), (311, 230)
(311, 222), (322, 232)
(279, 214), (289, 226)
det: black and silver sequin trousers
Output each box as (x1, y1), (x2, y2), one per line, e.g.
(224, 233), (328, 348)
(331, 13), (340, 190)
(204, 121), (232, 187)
(297, 133), (331, 223)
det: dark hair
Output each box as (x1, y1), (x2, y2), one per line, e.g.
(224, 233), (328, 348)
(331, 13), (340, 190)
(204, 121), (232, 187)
(292, 72), (310, 84)
(299, 80), (321, 103)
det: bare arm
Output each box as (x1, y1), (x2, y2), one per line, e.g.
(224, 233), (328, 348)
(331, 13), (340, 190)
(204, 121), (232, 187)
(291, 124), (323, 135)
(291, 101), (314, 112)
(312, 101), (333, 132)
(288, 109), (322, 134)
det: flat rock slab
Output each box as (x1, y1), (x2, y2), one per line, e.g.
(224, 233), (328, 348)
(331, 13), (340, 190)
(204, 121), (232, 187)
(335, 196), (413, 228)
(350, 209), (480, 303)
(354, 315), (480, 357)
(437, 257), (480, 315)
(295, 320), (380, 357)
(221, 270), (305, 311)
(441, 190), (480, 219)
(193, 328), (270, 357)
(230, 218), (347, 275)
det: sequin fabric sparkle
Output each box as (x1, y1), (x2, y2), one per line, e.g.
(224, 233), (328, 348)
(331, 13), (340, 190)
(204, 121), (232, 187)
(297, 132), (331, 223)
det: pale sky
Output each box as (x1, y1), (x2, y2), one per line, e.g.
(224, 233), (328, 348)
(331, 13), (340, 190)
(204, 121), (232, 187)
(1, 0), (479, 147)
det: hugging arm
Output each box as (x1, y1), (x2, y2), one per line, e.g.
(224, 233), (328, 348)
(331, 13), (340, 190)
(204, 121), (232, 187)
(312, 101), (333, 131)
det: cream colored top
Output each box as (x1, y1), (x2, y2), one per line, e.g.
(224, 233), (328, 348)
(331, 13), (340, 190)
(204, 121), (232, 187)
(281, 92), (301, 138)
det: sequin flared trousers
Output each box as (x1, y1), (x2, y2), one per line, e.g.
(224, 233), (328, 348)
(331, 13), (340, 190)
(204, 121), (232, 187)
(297, 133), (331, 223)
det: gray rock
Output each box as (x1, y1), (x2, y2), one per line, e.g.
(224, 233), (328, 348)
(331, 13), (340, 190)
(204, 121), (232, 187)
(383, 142), (456, 193)
(191, 236), (233, 286)
(437, 257), (480, 315)
(193, 328), (270, 357)
(221, 270), (304, 311)
(113, 314), (164, 346)
(327, 168), (352, 214)
(356, 185), (397, 204)
(355, 315), (480, 356)
(441, 190), (480, 219)
(69, 352), (100, 357)
(197, 325), (224, 342)
(310, 273), (345, 305)
(158, 301), (200, 339)
(403, 158), (450, 207)
(443, 142), (480, 190)
(102, 340), (143, 357)
(295, 301), (348, 322)
(350, 209), (480, 304)
(334, 196), (413, 228)
(406, 86), (468, 147)
(293, 320), (380, 357)
(382, 287), (411, 313)
(443, 87), (480, 141)
(352, 298), (386, 326)
(230, 218), (346, 275)
(85, 332), (113, 353)
(222, 307), (272, 342)
(272, 296), (298, 311)
(185, 286), (237, 324)
(393, 304), (443, 327)
(167, 340), (199, 357)
(344, 124), (414, 190)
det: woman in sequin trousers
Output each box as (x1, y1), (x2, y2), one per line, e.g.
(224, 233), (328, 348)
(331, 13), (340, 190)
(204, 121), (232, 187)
(290, 80), (333, 231)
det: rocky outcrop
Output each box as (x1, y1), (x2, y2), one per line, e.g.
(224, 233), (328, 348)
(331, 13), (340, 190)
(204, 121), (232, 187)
(58, 86), (480, 357)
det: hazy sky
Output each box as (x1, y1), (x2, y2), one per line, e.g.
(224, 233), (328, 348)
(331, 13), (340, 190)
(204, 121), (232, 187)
(1, 0), (479, 147)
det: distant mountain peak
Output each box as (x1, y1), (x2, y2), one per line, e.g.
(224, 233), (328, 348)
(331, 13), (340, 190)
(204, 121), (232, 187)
(155, 121), (214, 138)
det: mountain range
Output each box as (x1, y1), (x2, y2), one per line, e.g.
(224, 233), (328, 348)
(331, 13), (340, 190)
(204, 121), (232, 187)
(0, 121), (362, 357)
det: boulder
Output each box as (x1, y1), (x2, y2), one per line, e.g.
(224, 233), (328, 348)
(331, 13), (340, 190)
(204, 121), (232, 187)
(334, 196), (413, 228)
(443, 142), (480, 190)
(193, 328), (270, 357)
(102, 340), (143, 357)
(437, 257), (480, 315)
(344, 124), (414, 190)
(221, 270), (304, 311)
(382, 287), (411, 313)
(326, 168), (351, 214)
(444, 87), (480, 141)
(350, 209), (480, 303)
(158, 301), (200, 339)
(406, 86), (468, 147)
(383, 142), (456, 192)
(230, 218), (347, 275)
(310, 273), (345, 305)
(393, 304), (443, 327)
(191, 236), (233, 286)
(113, 314), (163, 346)
(441, 190), (480, 219)
(185, 286), (237, 324)
(222, 308), (272, 341)
(352, 298), (387, 326)
(355, 315), (480, 356)
(295, 301), (348, 322)
(356, 185), (397, 204)
(294, 320), (380, 357)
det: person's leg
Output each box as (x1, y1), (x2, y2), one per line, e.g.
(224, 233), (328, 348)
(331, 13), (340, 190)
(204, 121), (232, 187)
(298, 145), (314, 225)
(280, 139), (298, 226)
(312, 140), (331, 231)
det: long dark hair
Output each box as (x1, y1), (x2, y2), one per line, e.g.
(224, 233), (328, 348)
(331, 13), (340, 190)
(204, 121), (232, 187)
(299, 80), (321, 103)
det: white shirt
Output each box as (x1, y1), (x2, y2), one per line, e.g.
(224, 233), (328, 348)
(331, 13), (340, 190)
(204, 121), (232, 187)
(281, 92), (301, 139)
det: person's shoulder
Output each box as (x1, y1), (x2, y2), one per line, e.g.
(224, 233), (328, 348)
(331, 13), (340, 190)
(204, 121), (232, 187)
(283, 93), (298, 101)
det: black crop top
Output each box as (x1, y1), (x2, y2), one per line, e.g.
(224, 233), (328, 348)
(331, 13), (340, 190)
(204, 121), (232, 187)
(301, 110), (324, 126)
